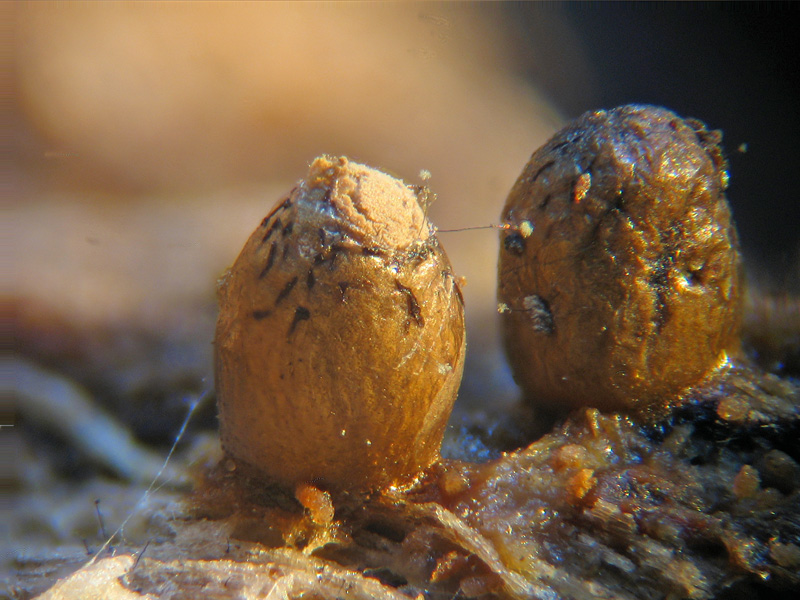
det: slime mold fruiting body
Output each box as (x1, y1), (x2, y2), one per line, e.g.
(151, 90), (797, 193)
(215, 156), (465, 493)
(499, 105), (743, 415)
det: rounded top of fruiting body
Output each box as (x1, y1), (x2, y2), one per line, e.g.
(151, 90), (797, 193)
(498, 104), (743, 417)
(214, 155), (465, 493)
(296, 155), (430, 252)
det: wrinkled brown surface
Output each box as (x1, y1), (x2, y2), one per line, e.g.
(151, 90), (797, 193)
(499, 105), (743, 416)
(215, 157), (465, 492)
(443, 364), (799, 599)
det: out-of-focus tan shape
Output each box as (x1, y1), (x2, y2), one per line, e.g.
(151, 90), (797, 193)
(8, 188), (283, 332)
(12, 3), (565, 332)
(16, 4), (559, 191)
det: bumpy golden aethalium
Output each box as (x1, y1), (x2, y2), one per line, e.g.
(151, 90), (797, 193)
(215, 156), (465, 493)
(498, 105), (743, 415)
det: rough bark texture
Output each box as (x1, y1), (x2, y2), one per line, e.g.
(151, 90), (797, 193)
(15, 364), (799, 600)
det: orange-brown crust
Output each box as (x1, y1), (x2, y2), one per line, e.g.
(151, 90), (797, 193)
(215, 156), (465, 493)
(498, 105), (743, 416)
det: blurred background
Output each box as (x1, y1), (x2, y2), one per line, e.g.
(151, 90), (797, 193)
(5, 5), (799, 596)
(7, 2), (799, 466)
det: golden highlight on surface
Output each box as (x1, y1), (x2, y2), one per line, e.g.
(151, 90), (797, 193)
(214, 156), (465, 493)
(498, 104), (743, 415)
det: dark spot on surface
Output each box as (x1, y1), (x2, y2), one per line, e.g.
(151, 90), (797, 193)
(539, 194), (552, 210)
(524, 295), (554, 334)
(338, 282), (350, 303)
(313, 244), (343, 270)
(262, 218), (282, 243)
(652, 291), (670, 332)
(362, 247), (385, 258)
(329, 245), (344, 264)
(276, 276), (299, 305)
(289, 306), (311, 336)
(395, 281), (424, 327)
(281, 222), (294, 237)
(306, 269), (315, 289)
(648, 256), (674, 332)
(686, 266), (705, 286)
(259, 243), (278, 278)
(503, 233), (526, 256)
(684, 264), (706, 286)
(649, 271), (669, 332)
(611, 190), (626, 212)
(530, 160), (556, 185)
(583, 156), (598, 176)
(322, 189), (332, 204)
(252, 310), (272, 320)
(407, 243), (430, 268)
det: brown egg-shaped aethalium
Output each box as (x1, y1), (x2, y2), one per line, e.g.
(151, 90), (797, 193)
(498, 105), (743, 415)
(215, 156), (465, 493)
